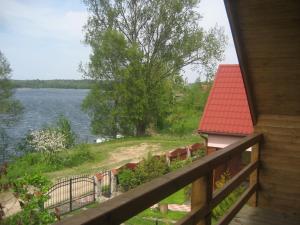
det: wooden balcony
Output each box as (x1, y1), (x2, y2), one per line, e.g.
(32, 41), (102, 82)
(56, 133), (268, 225)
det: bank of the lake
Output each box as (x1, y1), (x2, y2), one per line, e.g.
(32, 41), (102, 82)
(7, 134), (201, 181)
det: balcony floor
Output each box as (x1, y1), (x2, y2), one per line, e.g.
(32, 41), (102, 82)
(229, 205), (300, 225)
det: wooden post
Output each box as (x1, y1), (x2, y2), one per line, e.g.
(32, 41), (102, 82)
(191, 172), (213, 225)
(249, 143), (259, 207)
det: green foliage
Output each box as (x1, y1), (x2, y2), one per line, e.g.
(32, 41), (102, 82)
(0, 51), (23, 123)
(160, 189), (186, 205)
(2, 174), (56, 225)
(118, 154), (169, 191)
(81, 0), (226, 136)
(163, 83), (211, 135)
(169, 158), (192, 171)
(7, 144), (94, 180)
(212, 171), (245, 221)
(17, 116), (77, 160)
(11, 79), (94, 89)
(0, 50), (23, 162)
(56, 115), (76, 148)
(125, 208), (187, 225)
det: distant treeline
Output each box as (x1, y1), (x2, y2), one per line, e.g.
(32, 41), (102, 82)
(11, 79), (95, 89)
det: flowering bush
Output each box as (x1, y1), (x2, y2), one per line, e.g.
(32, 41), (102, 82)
(28, 129), (66, 153)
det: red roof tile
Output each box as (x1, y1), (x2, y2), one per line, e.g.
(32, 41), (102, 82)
(198, 64), (253, 136)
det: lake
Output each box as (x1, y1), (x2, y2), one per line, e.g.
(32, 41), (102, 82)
(3, 88), (97, 159)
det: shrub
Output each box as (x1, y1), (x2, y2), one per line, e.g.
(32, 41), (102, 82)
(1, 173), (56, 225)
(118, 154), (169, 191)
(56, 115), (76, 148)
(29, 129), (66, 153)
(18, 116), (77, 156)
(7, 144), (94, 180)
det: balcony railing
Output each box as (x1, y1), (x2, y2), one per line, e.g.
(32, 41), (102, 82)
(56, 133), (263, 225)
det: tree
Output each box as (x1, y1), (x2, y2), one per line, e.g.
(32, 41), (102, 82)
(81, 0), (226, 136)
(0, 51), (23, 161)
(0, 51), (23, 123)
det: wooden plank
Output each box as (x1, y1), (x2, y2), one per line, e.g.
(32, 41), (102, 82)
(190, 172), (213, 225)
(216, 184), (258, 225)
(229, 205), (300, 225)
(176, 206), (209, 225)
(177, 161), (258, 225)
(55, 133), (262, 225)
(223, 0), (257, 125)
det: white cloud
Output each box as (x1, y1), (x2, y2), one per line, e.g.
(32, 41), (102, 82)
(0, 0), (88, 42)
(198, 0), (238, 65)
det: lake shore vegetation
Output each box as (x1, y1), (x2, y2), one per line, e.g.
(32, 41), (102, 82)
(0, 50), (23, 162)
(11, 79), (94, 89)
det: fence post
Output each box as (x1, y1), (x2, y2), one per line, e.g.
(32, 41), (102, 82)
(93, 177), (96, 202)
(109, 171), (112, 197)
(191, 171), (213, 225)
(69, 178), (72, 212)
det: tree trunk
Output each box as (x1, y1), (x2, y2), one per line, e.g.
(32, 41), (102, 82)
(136, 122), (146, 136)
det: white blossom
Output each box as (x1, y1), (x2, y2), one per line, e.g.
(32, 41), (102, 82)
(29, 129), (66, 153)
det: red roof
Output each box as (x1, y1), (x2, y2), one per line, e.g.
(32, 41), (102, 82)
(198, 64), (253, 136)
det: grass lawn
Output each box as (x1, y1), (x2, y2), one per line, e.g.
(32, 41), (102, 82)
(7, 134), (201, 181)
(125, 208), (187, 225)
(161, 188), (187, 204)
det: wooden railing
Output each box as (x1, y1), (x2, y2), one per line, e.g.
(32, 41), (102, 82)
(56, 133), (262, 225)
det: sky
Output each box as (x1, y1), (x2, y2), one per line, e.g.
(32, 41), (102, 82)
(0, 0), (238, 82)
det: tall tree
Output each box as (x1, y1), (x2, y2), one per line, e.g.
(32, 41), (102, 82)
(81, 0), (226, 136)
(0, 51), (23, 161)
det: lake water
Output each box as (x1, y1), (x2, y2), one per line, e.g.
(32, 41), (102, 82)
(3, 89), (97, 159)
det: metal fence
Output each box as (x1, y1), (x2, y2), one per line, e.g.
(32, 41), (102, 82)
(45, 171), (114, 215)
(45, 175), (96, 214)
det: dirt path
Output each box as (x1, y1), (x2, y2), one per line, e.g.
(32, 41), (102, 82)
(91, 143), (163, 170)
(108, 143), (162, 163)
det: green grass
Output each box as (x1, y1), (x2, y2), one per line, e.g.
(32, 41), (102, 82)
(7, 134), (201, 181)
(125, 208), (187, 225)
(160, 188), (186, 204)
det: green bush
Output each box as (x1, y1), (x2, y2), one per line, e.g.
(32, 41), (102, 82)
(118, 154), (169, 191)
(56, 115), (76, 148)
(7, 144), (94, 180)
(2, 174), (56, 225)
(162, 83), (211, 135)
(17, 116), (77, 156)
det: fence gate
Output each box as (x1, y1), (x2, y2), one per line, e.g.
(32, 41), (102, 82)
(45, 175), (96, 214)
(99, 171), (112, 198)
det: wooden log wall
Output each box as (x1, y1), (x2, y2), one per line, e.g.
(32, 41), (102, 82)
(255, 115), (300, 214)
(225, 0), (300, 214)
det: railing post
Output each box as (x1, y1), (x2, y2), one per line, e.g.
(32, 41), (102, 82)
(191, 172), (213, 225)
(249, 142), (260, 207)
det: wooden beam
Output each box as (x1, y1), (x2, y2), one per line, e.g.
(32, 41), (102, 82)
(191, 172), (213, 225)
(177, 161), (258, 225)
(56, 134), (262, 225)
(175, 206), (209, 225)
(224, 0), (257, 125)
